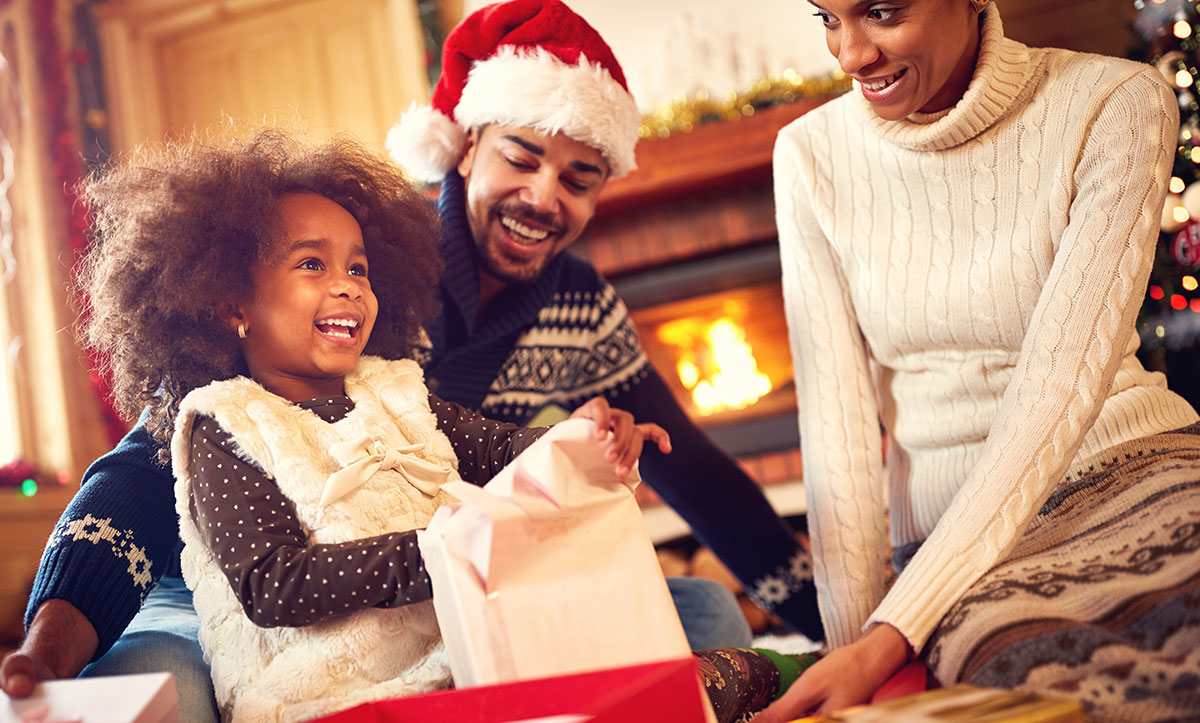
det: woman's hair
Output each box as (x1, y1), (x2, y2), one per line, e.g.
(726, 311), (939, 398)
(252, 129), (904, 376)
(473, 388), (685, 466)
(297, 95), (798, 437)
(77, 128), (442, 457)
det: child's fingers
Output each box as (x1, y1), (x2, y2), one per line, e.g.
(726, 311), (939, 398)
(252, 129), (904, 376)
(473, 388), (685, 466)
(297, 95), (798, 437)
(639, 424), (672, 454)
(615, 430), (644, 479)
(568, 397), (612, 439)
(605, 409), (635, 463)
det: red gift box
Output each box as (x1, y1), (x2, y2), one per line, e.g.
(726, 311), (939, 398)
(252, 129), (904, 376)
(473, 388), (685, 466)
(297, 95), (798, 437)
(314, 658), (711, 723)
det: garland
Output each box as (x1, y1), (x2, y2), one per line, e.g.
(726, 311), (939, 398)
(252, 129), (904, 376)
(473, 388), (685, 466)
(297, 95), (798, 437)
(31, 0), (124, 445)
(639, 70), (852, 140)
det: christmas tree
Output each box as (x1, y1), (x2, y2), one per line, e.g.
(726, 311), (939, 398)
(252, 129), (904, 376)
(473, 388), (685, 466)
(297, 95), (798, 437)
(1133, 0), (1200, 408)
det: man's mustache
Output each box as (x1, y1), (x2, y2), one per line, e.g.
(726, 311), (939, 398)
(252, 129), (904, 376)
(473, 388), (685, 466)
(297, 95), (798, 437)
(494, 202), (566, 234)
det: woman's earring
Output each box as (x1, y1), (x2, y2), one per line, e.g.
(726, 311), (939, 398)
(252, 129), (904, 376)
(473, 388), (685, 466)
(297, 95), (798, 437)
(237, 322), (248, 339)
(970, 0), (991, 11)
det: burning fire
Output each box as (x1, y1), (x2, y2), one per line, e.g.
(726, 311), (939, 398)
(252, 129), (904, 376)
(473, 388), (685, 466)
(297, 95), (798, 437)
(658, 317), (773, 415)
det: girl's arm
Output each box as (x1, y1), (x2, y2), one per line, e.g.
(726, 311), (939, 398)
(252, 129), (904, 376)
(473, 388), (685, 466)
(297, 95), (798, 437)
(187, 416), (431, 627)
(430, 394), (547, 482)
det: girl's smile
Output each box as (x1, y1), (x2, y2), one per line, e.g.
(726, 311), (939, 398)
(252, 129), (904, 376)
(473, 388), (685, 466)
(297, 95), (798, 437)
(231, 192), (378, 402)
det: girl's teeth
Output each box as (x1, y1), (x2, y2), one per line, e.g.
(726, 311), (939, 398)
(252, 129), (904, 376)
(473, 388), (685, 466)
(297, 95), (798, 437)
(500, 216), (549, 243)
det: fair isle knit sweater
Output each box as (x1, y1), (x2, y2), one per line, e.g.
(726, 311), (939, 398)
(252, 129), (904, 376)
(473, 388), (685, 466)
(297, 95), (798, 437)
(774, 6), (1199, 651)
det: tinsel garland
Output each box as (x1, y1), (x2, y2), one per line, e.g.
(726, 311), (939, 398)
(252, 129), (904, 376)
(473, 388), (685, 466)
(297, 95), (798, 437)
(31, 0), (125, 445)
(639, 70), (852, 140)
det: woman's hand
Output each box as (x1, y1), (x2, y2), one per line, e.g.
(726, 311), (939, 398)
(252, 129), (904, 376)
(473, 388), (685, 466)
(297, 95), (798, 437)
(751, 624), (911, 722)
(569, 397), (672, 478)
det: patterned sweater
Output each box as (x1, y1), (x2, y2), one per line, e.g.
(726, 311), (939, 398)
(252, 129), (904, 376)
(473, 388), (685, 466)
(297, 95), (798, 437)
(774, 6), (1200, 650)
(417, 171), (819, 633)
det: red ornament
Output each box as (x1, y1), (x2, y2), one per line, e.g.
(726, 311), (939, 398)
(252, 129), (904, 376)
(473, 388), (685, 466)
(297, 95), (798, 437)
(1172, 221), (1200, 268)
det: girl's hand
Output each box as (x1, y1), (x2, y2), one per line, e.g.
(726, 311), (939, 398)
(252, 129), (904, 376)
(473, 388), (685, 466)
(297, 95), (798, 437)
(750, 624), (911, 722)
(569, 397), (672, 478)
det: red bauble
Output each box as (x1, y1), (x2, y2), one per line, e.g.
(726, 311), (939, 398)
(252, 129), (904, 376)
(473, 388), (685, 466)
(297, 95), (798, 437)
(1172, 221), (1200, 269)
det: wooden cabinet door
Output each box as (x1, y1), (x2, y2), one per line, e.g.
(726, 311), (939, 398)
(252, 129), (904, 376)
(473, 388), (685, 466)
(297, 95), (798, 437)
(96, 0), (428, 152)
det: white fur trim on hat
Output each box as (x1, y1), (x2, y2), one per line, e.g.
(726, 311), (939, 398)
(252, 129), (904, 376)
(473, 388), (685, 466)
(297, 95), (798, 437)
(455, 46), (640, 177)
(387, 103), (468, 183)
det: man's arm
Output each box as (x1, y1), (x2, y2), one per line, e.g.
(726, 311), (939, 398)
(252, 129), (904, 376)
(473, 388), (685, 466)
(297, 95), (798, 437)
(606, 366), (823, 640)
(8, 413), (180, 695)
(0, 599), (98, 696)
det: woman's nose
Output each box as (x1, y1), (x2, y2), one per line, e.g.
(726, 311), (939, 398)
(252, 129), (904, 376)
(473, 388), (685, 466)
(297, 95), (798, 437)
(836, 26), (880, 76)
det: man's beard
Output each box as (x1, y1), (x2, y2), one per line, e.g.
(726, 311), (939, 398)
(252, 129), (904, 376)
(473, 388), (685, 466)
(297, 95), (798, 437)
(475, 201), (566, 285)
(477, 241), (547, 285)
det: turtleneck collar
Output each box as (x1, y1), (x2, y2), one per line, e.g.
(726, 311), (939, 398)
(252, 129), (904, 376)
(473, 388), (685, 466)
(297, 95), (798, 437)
(855, 6), (1044, 151)
(434, 170), (568, 342)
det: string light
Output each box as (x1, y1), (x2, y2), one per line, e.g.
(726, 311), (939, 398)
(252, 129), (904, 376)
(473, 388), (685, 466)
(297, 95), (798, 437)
(1176, 20), (1192, 38)
(20, 478), (36, 497)
(1171, 176), (1187, 193)
(1184, 275), (1199, 291)
(1174, 205), (1191, 223)
(1176, 68), (1194, 88)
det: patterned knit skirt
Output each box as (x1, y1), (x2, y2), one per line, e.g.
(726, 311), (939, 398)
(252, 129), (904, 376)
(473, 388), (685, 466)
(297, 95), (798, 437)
(922, 425), (1200, 722)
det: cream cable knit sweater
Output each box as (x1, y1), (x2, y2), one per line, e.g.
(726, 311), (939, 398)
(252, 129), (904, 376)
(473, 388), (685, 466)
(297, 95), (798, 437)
(774, 7), (1199, 651)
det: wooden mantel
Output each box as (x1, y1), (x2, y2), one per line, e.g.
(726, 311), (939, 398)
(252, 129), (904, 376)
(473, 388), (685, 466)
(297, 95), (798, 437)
(577, 97), (836, 278)
(595, 97), (836, 216)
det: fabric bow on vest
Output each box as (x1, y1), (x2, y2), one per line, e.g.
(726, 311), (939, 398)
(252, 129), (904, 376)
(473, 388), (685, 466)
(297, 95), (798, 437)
(322, 435), (452, 507)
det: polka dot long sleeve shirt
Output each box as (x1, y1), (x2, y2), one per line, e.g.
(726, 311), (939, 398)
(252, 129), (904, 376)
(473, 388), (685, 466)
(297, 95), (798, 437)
(186, 393), (546, 627)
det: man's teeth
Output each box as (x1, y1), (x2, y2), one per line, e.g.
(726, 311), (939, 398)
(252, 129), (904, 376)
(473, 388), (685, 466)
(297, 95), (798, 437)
(501, 216), (549, 243)
(864, 71), (903, 91)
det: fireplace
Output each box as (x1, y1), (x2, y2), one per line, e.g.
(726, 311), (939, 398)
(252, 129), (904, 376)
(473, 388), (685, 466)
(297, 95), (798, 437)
(570, 100), (830, 538)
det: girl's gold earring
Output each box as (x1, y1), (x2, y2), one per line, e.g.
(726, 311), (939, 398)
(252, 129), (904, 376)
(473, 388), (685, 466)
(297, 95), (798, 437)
(971, 0), (991, 11)
(238, 322), (248, 339)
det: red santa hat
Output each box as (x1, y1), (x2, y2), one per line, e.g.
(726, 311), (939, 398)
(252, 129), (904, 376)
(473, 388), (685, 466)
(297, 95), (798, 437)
(387, 0), (640, 183)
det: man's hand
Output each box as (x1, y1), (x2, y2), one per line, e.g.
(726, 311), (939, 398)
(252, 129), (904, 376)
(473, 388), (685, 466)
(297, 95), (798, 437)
(751, 623), (911, 722)
(1, 599), (99, 698)
(569, 397), (672, 478)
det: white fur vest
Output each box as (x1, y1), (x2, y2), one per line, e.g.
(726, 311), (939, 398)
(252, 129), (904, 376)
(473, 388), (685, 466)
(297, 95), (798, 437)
(171, 356), (459, 722)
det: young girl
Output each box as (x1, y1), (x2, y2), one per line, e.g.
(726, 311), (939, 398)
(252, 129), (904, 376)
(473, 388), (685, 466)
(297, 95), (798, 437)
(76, 130), (672, 721)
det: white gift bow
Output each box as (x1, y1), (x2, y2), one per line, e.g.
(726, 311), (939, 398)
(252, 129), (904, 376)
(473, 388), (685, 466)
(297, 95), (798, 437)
(322, 435), (453, 507)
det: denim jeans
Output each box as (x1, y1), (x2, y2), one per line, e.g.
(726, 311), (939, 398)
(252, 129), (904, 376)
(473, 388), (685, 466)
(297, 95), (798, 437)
(79, 577), (219, 723)
(80, 575), (748, 721)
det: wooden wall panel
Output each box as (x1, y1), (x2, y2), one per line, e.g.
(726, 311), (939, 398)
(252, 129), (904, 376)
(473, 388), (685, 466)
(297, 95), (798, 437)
(999, 0), (1137, 58)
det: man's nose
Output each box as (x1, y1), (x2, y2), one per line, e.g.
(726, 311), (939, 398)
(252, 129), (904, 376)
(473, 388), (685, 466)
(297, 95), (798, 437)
(518, 169), (558, 213)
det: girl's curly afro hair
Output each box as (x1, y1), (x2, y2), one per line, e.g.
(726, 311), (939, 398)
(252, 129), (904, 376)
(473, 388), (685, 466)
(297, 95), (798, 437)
(77, 129), (443, 458)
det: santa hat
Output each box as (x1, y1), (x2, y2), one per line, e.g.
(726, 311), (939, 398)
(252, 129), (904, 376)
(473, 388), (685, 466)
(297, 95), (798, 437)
(387, 0), (640, 183)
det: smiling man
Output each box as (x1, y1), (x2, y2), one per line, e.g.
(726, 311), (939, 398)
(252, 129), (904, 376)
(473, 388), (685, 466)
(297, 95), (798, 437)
(389, 0), (821, 645)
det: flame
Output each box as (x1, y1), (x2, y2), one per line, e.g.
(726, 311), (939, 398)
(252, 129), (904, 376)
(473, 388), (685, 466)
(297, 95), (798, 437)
(659, 316), (773, 415)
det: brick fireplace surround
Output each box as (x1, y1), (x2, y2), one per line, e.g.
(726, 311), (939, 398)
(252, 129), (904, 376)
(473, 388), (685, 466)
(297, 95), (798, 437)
(570, 99), (835, 540)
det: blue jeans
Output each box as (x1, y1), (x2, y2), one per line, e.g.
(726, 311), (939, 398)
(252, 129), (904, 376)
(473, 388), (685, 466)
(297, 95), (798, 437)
(79, 577), (219, 723)
(667, 577), (753, 651)
(80, 575), (747, 721)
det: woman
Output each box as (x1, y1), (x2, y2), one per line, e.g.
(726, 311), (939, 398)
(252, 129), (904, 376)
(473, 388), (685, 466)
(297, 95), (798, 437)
(758, 0), (1200, 720)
